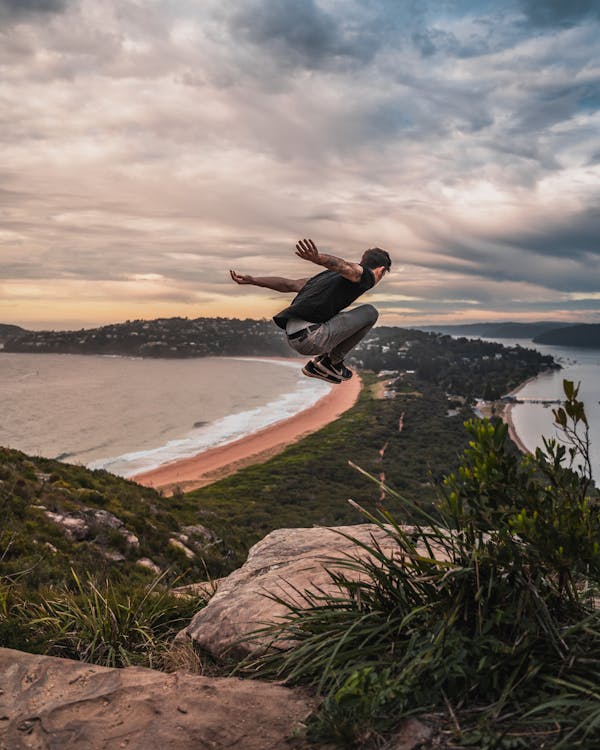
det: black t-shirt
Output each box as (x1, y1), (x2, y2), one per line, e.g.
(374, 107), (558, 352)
(273, 265), (375, 329)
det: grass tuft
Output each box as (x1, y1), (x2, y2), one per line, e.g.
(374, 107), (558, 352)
(27, 569), (205, 669)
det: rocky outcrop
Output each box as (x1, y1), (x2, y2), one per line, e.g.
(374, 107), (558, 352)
(0, 523), (438, 750)
(136, 557), (162, 575)
(0, 648), (314, 750)
(179, 523), (411, 659)
(41, 506), (139, 547)
(180, 524), (217, 544)
(0, 648), (432, 750)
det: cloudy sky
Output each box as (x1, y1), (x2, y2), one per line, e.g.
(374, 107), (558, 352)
(1, 0), (599, 330)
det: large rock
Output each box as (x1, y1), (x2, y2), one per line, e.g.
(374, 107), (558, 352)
(180, 524), (408, 659)
(0, 648), (314, 750)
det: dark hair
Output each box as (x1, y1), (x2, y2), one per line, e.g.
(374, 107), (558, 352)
(361, 247), (391, 271)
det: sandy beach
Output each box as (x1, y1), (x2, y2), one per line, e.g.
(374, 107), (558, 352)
(501, 376), (541, 456)
(133, 372), (362, 493)
(502, 402), (531, 455)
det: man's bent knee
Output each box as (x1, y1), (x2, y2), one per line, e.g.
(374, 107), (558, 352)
(358, 304), (378, 324)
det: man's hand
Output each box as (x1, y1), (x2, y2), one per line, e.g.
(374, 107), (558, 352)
(295, 238), (321, 265)
(230, 269), (255, 285)
(295, 238), (363, 282)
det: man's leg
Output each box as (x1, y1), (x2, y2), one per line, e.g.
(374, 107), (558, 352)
(285, 304), (378, 383)
(313, 304), (379, 363)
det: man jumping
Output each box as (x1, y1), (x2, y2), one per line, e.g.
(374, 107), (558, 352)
(230, 238), (391, 384)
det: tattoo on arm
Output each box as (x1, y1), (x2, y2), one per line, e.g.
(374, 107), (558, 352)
(295, 239), (362, 282)
(317, 253), (363, 282)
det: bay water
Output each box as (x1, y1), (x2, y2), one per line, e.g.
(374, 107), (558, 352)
(0, 353), (329, 477)
(485, 339), (600, 480)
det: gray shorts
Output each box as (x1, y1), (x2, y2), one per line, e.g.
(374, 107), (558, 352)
(286, 304), (378, 361)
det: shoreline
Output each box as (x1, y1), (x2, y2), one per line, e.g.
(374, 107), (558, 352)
(502, 402), (531, 455)
(501, 375), (541, 456)
(133, 372), (362, 493)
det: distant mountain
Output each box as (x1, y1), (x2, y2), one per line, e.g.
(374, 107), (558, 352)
(420, 322), (574, 339)
(0, 323), (28, 344)
(2, 317), (291, 358)
(533, 324), (600, 348)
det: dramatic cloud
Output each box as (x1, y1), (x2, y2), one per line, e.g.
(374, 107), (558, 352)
(0, 0), (598, 328)
(0, 0), (67, 17)
(520, 0), (600, 27)
(227, 0), (377, 71)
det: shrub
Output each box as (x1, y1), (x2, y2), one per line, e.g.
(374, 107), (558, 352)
(245, 381), (600, 748)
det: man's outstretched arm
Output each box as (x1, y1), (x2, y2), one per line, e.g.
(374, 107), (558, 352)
(295, 238), (363, 282)
(230, 270), (307, 293)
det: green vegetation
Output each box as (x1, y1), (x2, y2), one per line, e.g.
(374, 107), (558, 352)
(352, 326), (557, 401)
(0, 448), (231, 653)
(27, 570), (204, 669)
(184, 373), (474, 571)
(244, 381), (600, 748)
(0, 448), (227, 591)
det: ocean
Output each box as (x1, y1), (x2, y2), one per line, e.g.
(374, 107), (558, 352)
(0, 353), (329, 477)
(485, 339), (600, 481)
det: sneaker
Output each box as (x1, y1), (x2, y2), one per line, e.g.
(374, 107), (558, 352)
(302, 360), (342, 384)
(315, 354), (353, 380)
